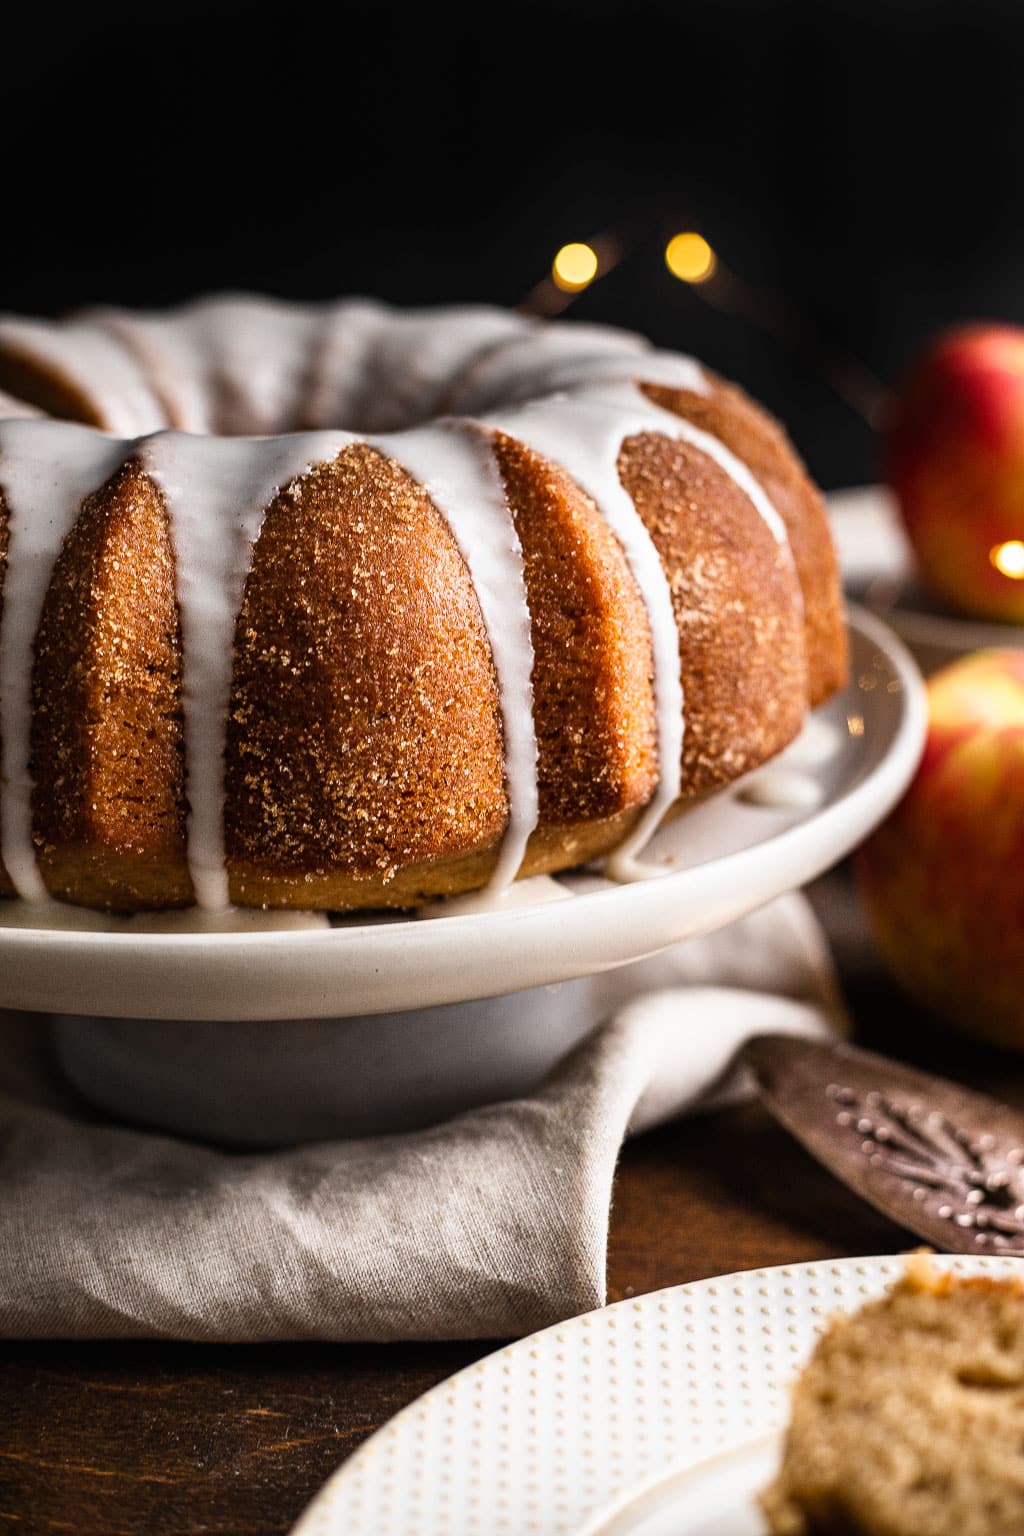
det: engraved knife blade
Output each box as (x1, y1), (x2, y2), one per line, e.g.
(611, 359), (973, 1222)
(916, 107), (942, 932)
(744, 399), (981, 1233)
(739, 1034), (1024, 1256)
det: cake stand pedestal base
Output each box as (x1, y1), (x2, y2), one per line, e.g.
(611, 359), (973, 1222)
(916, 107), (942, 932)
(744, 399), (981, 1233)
(50, 980), (597, 1145)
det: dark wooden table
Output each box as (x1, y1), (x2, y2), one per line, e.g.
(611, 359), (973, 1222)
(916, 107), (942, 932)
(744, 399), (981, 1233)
(1, 881), (1016, 1535)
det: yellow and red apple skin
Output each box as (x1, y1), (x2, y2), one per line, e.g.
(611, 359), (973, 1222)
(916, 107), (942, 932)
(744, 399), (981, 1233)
(856, 649), (1024, 1048)
(886, 325), (1024, 622)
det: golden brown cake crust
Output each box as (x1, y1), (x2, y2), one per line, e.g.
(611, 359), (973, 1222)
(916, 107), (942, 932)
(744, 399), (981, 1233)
(2, 423), (834, 911)
(224, 438), (660, 908)
(224, 444), (508, 901)
(618, 429), (808, 795)
(30, 460), (193, 909)
(0, 304), (850, 912)
(494, 432), (658, 827)
(18, 427), (826, 911)
(642, 376), (849, 707)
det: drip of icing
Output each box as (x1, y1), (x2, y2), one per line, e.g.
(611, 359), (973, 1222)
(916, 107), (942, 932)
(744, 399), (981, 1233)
(637, 386), (803, 630)
(639, 390), (791, 547)
(783, 713), (842, 769)
(0, 421), (131, 900)
(485, 378), (794, 878)
(484, 384), (687, 880)
(737, 766), (825, 812)
(0, 301), (798, 914)
(369, 420), (539, 895)
(144, 429), (356, 909)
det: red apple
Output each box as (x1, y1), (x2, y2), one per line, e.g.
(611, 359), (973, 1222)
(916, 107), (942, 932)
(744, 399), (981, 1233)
(886, 324), (1024, 622)
(856, 649), (1024, 1049)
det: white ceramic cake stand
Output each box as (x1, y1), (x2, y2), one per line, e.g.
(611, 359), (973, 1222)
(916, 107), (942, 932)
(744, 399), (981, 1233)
(0, 607), (925, 1143)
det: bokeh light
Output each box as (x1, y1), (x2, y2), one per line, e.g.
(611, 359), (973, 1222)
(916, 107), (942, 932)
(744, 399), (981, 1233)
(665, 232), (717, 283)
(990, 540), (1024, 579)
(552, 242), (599, 292)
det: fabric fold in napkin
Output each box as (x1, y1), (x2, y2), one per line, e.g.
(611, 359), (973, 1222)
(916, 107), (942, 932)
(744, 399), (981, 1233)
(0, 892), (845, 1342)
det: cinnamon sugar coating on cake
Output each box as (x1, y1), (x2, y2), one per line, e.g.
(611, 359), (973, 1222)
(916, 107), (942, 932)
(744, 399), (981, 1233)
(618, 428), (807, 795)
(493, 432), (658, 827)
(643, 376), (848, 707)
(0, 298), (850, 911)
(29, 460), (191, 908)
(225, 444), (508, 905)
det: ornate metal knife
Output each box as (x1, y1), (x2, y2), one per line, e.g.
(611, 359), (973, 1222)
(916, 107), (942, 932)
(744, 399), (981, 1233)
(739, 1034), (1024, 1255)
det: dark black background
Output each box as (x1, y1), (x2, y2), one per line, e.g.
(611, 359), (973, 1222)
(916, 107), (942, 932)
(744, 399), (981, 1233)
(5, 0), (1022, 488)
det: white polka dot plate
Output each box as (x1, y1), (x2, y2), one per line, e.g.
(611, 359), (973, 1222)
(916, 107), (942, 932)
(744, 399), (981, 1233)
(290, 1253), (1024, 1536)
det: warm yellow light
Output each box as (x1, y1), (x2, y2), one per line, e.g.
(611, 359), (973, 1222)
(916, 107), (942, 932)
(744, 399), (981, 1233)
(665, 231), (717, 284)
(991, 540), (1024, 579)
(552, 242), (599, 292)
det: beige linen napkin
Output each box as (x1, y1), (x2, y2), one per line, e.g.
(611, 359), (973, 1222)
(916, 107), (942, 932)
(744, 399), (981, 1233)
(0, 892), (844, 1341)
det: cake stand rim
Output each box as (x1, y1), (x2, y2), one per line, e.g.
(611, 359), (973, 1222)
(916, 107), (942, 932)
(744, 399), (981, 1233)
(0, 606), (926, 1020)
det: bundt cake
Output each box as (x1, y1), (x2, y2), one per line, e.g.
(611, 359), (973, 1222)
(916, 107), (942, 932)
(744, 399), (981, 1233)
(0, 295), (847, 913)
(761, 1260), (1024, 1535)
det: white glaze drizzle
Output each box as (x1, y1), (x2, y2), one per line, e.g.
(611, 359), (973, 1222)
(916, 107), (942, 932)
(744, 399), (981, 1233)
(640, 391), (790, 546)
(92, 296), (325, 436)
(302, 299), (388, 430)
(638, 384), (802, 616)
(486, 378), (793, 876)
(451, 346), (708, 411)
(483, 383), (686, 878)
(369, 420), (538, 892)
(0, 318), (168, 436)
(737, 765), (824, 812)
(87, 308), (211, 433)
(783, 713), (842, 768)
(305, 302), (532, 432)
(446, 320), (652, 415)
(180, 295), (325, 435)
(355, 307), (532, 431)
(0, 298), (797, 911)
(144, 429), (356, 908)
(0, 421), (130, 900)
